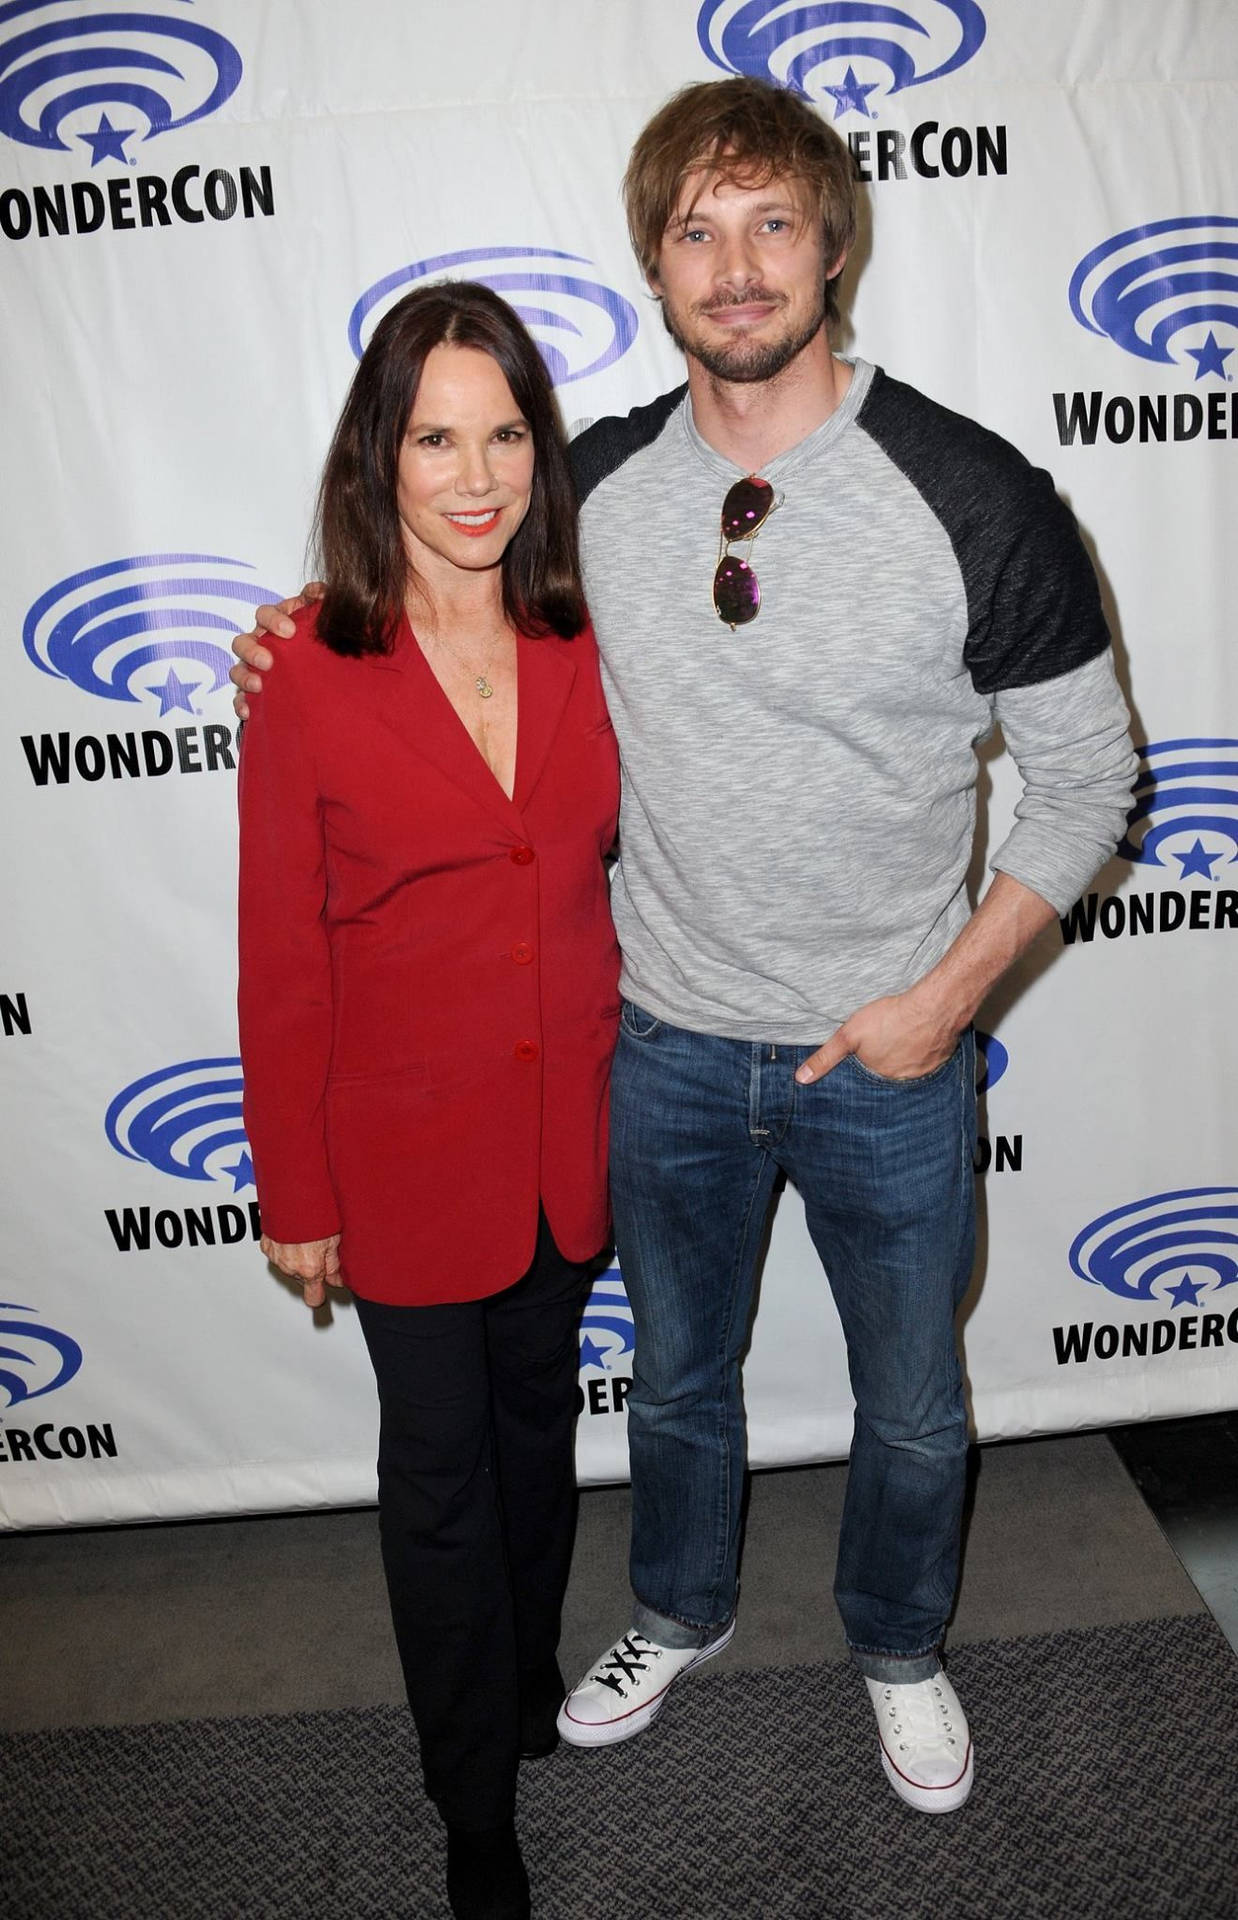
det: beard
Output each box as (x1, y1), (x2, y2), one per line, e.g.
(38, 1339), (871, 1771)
(661, 286), (828, 384)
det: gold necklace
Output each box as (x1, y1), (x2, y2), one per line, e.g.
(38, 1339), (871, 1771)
(421, 623), (505, 700)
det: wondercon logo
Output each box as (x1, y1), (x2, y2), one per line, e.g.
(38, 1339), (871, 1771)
(348, 248), (639, 387)
(1070, 1189), (1238, 1310)
(0, 1), (242, 166)
(23, 553), (283, 713)
(1069, 218), (1238, 382)
(974, 1030), (1007, 1094)
(697, 0), (986, 116)
(105, 1057), (253, 1192)
(1118, 740), (1238, 883)
(578, 1267), (635, 1372)
(0, 1304), (82, 1408)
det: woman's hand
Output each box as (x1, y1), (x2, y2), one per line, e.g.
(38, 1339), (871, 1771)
(260, 1232), (343, 1308)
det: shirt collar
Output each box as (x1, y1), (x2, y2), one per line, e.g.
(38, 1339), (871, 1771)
(679, 356), (875, 483)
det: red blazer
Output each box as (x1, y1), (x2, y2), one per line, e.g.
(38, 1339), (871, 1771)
(238, 605), (621, 1305)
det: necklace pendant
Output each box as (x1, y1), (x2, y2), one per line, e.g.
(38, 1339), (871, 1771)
(475, 675), (494, 700)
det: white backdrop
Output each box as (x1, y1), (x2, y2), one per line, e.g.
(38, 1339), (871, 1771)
(3, 0), (1236, 1529)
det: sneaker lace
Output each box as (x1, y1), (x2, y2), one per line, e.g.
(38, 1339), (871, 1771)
(880, 1680), (960, 1756)
(592, 1633), (660, 1698)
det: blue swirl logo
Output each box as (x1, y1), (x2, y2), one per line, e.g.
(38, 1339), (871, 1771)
(578, 1267), (635, 1372)
(1118, 739), (1238, 883)
(348, 248), (639, 387)
(974, 1030), (1007, 1095)
(105, 1057), (253, 1190)
(1070, 1189), (1238, 1310)
(23, 553), (283, 713)
(0, 1304), (83, 1408)
(1069, 218), (1238, 381)
(698, 1), (986, 115)
(0, 2), (243, 166)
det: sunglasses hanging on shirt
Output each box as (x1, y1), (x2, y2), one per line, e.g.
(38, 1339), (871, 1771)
(713, 475), (782, 630)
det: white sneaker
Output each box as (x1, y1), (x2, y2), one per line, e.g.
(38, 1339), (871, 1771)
(557, 1622), (736, 1748)
(864, 1670), (974, 1813)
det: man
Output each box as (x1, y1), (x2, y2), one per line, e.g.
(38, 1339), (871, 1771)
(233, 77), (1136, 1814)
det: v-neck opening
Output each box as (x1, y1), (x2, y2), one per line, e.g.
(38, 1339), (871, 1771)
(408, 620), (522, 810)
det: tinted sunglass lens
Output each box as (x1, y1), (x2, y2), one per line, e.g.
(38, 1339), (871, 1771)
(721, 476), (775, 541)
(713, 554), (761, 626)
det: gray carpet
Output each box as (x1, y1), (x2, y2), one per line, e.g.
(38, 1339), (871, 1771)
(4, 1614), (1236, 1920)
(1, 1439), (1205, 1732)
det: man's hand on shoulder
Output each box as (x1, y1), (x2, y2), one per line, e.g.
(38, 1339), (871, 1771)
(230, 581), (325, 719)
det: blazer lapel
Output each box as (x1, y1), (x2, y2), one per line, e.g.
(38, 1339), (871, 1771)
(361, 616), (525, 834)
(514, 634), (577, 814)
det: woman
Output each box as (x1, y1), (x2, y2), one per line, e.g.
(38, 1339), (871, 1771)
(237, 283), (620, 1920)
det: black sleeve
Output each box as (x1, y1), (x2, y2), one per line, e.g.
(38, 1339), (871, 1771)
(570, 384), (688, 507)
(857, 368), (1111, 696)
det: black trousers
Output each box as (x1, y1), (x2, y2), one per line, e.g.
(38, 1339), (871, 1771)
(353, 1212), (594, 1828)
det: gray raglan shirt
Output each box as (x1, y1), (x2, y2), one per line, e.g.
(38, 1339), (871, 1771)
(571, 359), (1136, 1044)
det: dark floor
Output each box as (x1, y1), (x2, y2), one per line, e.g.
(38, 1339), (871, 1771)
(1109, 1408), (1238, 1653)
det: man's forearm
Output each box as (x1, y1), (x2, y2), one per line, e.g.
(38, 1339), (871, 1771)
(910, 871), (1057, 1034)
(989, 652), (1137, 915)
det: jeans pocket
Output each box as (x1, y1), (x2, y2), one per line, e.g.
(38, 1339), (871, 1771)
(619, 999), (664, 1042)
(846, 1039), (961, 1089)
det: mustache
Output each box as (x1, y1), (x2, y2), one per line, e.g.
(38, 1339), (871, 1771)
(697, 286), (787, 314)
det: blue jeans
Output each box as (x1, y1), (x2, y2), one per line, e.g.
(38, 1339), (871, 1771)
(609, 1003), (976, 1684)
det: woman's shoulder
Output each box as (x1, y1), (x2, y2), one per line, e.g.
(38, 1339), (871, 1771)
(550, 617), (609, 725)
(573, 617), (606, 685)
(531, 617), (603, 691)
(557, 614), (600, 661)
(516, 613), (598, 661)
(250, 599), (366, 729)
(283, 598), (329, 659)
(288, 597), (412, 670)
(275, 598), (368, 687)
(257, 599), (323, 678)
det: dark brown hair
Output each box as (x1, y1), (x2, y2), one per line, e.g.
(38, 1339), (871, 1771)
(313, 281), (586, 655)
(624, 77), (857, 326)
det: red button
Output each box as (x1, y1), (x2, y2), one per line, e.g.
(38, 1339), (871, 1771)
(511, 942), (534, 965)
(514, 1040), (539, 1062)
(510, 845), (535, 865)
